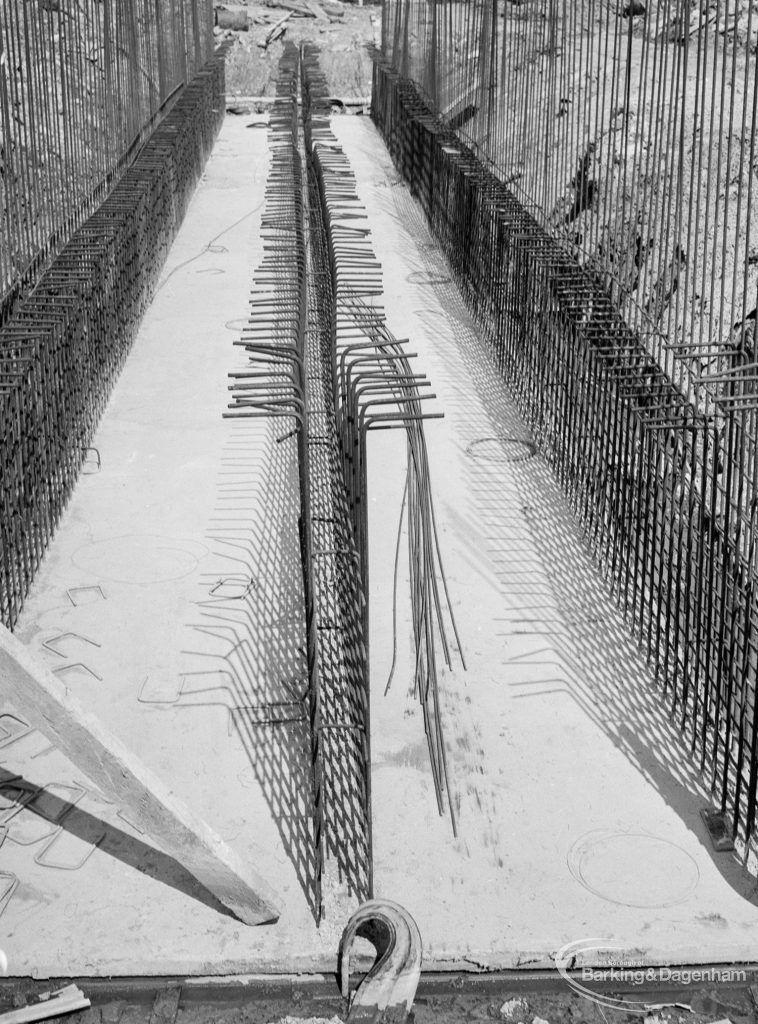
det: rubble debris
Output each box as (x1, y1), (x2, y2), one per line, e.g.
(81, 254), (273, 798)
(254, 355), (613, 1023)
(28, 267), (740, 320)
(725, 306), (757, 362)
(262, 0), (316, 15)
(645, 244), (687, 322)
(499, 997), (530, 1022)
(258, 11), (293, 47)
(269, 1018), (343, 1024)
(215, 7), (250, 28)
(148, 989), (181, 1024)
(99, 1003), (125, 1024)
(565, 142), (596, 223)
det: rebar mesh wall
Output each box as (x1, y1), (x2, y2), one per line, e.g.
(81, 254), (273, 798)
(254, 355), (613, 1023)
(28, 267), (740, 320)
(0, 0), (215, 320)
(0, 46), (227, 630)
(381, 0), (758, 397)
(373, 59), (758, 856)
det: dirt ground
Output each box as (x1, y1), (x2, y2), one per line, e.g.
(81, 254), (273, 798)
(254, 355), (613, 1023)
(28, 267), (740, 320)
(218, 0), (379, 98)
(3, 977), (758, 1024)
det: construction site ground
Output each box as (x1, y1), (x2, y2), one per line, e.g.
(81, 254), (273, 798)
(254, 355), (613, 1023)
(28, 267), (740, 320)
(220, 2), (378, 99)
(3, 107), (758, 1021)
(3, 973), (758, 1024)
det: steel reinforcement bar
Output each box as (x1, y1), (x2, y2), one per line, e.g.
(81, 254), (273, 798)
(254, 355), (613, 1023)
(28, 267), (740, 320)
(304, 45), (464, 840)
(299, 58), (375, 902)
(0, 0), (215, 322)
(372, 57), (758, 858)
(379, 0), (758, 429)
(226, 43), (325, 919)
(0, 47), (228, 632)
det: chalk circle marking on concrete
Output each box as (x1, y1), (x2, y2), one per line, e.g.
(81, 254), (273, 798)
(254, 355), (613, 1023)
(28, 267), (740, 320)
(567, 829), (700, 908)
(71, 535), (209, 585)
(466, 437), (537, 463)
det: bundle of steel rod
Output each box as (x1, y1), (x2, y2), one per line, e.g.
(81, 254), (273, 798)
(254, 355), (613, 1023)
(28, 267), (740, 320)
(302, 43), (464, 833)
(372, 60), (758, 858)
(225, 44), (325, 917)
(0, 0), (214, 324)
(0, 49), (227, 631)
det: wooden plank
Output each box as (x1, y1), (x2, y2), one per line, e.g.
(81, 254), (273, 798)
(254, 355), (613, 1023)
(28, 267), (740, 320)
(258, 11), (293, 48)
(262, 0), (315, 15)
(0, 625), (281, 926)
(0, 986), (90, 1024)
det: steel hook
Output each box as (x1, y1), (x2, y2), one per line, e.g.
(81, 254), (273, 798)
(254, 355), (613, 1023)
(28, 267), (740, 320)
(338, 899), (422, 1023)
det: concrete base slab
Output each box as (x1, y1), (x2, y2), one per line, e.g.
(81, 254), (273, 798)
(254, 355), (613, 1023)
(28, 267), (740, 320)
(2, 117), (346, 976)
(330, 115), (758, 969)
(2, 110), (758, 978)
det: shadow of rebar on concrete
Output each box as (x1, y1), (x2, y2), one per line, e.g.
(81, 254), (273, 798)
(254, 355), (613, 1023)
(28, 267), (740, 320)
(0, 768), (239, 920)
(181, 411), (322, 918)
(368, 71), (758, 873)
(304, 157), (372, 906)
(364, 152), (758, 905)
(175, 60), (373, 916)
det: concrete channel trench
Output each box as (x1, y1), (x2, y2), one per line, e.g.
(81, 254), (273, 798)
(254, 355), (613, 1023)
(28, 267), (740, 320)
(3, 37), (758, 1024)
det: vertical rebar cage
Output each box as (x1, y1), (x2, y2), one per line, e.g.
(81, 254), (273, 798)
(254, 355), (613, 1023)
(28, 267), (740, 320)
(0, 0), (215, 319)
(373, 1), (758, 859)
(0, 6), (223, 631)
(380, 0), (758, 383)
